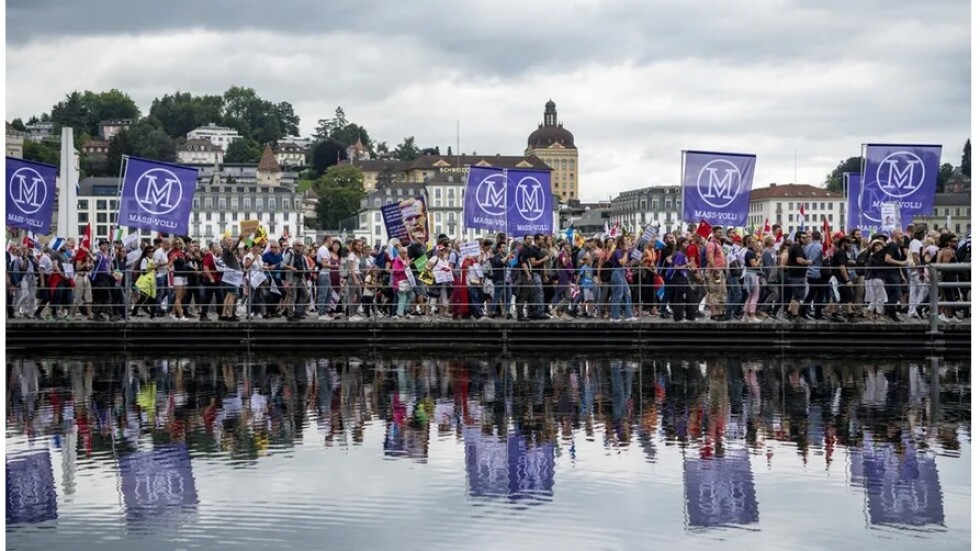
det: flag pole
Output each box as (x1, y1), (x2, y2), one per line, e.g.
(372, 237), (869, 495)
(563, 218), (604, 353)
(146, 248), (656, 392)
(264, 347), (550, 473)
(679, 150), (686, 228)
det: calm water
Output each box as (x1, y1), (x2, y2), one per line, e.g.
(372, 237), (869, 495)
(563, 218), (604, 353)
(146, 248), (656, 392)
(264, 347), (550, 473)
(5, 356), (971, 551)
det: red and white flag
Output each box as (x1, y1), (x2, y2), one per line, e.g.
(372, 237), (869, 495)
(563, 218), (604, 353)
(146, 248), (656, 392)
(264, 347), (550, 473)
(79, 222), (92, 252)
(797, 203), (806, 229)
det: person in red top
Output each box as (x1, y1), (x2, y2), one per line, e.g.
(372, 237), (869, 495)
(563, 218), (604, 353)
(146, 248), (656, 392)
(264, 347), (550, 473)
(200, 241), (223, 321)
(705, 226), (728, 320)
(686, 234), (706, 319)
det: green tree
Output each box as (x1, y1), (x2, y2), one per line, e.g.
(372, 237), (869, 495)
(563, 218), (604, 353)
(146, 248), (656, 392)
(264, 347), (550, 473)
(50, 91), (88, 136)
(311, 138), (348, 176)
(220, 86), (297, 144)
(105, 120), (176, 176)
(149, 91), (225, 138)
(314, 106), (371, 149)
(420, 146), (440, 156)
(224, 138), (262, 163)
(22, 140), (60, 166)
(394, 136), (420, 161)
(961, 139), (970, 177)
(937, 162), (955, 193)
(312, 164), (365, 229)
(275, 102), (300, 137)
(50, 89), (141, 137)
(824, 156), (863, 193)
(10, 118), (26, 132)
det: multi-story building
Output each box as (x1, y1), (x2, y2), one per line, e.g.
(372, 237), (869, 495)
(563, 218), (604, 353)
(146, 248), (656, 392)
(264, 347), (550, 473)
(352, 154), (549, 192)
(560, 200), (611, 235)
(345, 138), (371, 162)
(525, 100), (579, 201)
(924, 193), (972, 235)
(609, 185), (684, 234)
(81, 139), (110, 155)
(187, 123), (242, 149)
(176, 138), (224, 166)
(274, 141), (306, 167)
(98, 119), (132, 141)
(77, 177), (154, 243)
(24, 121), (56, 142)
(748, 183), (845, 232)
(6, 123), (25, 158)
(279, 135), (313, 151)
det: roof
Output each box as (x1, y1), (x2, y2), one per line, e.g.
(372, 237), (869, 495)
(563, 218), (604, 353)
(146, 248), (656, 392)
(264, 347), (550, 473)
(274, 142), (305, 153)
(351, 159), (413, 172)
(178, 138), (222, 152)
(189, 123), (238, 134)
(527, 125), (576, 149)
(408, 154), (551, 171)
(750, 183), (842, 201)
(933, 192), (971, 206)
(257, 145), (280, 172)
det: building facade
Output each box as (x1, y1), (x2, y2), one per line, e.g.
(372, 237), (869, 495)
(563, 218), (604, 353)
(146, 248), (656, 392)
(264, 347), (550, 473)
(24, 121), (56, 142)
(748, 184), (845, 232)
(176, 138), (224, 165)
(187, 123), (242, 148)
(274, 142), (306, 167)
(924, 192), (972, 235)
(81, 139), (109, 155)
(6, 123), (25, 158)
(525, 100), (579, 201)
(609, 185), (684, 234)
(98, 119), (132, 141)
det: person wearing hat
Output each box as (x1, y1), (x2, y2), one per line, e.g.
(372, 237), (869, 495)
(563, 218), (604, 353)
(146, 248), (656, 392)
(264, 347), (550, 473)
(90, 239), (114, 321)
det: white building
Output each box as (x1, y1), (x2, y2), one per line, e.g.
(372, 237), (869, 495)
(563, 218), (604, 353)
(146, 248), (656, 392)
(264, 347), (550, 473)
(177, 138), (224, 166)
(187, 123), (242, 149)
(274, 142), (306, 167)
(77, 177), (155, 243)
(279, 135), (313, 150)
(98, 119), (132, 141)
(609, 185), (684, 234)
(6, 123), (25, 158)
(748, 183), (845, 232)
(24, 121), (55, 142)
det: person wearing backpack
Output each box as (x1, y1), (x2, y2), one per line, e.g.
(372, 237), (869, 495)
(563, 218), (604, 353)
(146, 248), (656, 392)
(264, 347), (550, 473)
(284, 241), (310, 321)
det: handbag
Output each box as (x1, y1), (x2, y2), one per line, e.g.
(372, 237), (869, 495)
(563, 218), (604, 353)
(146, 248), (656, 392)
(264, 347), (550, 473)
(397, 279), (412, 293)
(482, 279), (494, 296)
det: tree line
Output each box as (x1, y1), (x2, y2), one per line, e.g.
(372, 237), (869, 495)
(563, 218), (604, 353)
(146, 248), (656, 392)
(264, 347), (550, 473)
(823, 139), (970, 194)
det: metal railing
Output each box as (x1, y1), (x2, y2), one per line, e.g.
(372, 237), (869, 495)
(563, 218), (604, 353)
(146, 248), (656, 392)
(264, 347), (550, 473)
(927, 263), (971, 335)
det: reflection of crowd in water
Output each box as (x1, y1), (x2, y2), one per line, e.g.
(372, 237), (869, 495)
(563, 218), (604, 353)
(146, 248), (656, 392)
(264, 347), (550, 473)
(6, 358), (968, 465)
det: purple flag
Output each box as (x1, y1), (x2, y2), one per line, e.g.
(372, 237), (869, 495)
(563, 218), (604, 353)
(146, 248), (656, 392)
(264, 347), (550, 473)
(850, 170), (914, 236)
(863, 144), (942, 217)
(506, 169), (554, 235)
(464, 427), (554, 504)
(119, 443), (198, 521)
(6, 157), (57, 234)
(683, 449), (758, 527)
(682, 151), (756, 227)
(119, 157), (198, 236)
(464, 166), (508, 232)
(6, 450), (57, 524)
(849, 436), (944, 527)
(381, 196), (429, 244)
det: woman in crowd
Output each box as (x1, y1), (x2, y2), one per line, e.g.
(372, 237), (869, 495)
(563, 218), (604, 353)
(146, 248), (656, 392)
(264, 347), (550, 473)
(169, 238), (189, 321)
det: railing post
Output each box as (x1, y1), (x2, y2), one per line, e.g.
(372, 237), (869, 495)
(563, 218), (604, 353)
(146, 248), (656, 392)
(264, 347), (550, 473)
(928, 264), (939, 334)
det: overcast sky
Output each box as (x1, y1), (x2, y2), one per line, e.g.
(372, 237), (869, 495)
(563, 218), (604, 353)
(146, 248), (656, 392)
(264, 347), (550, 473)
(5, 0), (971, 201)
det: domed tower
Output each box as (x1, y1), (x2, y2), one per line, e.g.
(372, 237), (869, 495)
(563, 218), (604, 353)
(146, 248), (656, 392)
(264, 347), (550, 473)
(525, 100), (578, 201)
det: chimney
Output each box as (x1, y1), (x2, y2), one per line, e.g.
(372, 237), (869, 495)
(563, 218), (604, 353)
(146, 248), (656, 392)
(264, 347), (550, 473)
(769, 183), (777, 188)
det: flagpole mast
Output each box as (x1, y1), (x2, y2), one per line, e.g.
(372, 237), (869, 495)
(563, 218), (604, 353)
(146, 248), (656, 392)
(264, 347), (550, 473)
(679, 150), (686, 228)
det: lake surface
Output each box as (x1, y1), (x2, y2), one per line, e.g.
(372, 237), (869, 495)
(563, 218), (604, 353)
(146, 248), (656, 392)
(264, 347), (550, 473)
(5, 355), (971, 551)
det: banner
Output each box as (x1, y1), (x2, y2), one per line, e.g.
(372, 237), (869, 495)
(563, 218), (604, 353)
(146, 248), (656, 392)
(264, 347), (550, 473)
(6, 157), (58, 234)
(119, 443), (198, 521)
(382, 196), (429, 244)
(863, 144), (941, 217)
(849, 171), (914, 236)
(849, 435), (944, 527)
(683, 449), (759, 527)
(880, 202), (899, 232)
(682, 151), (755, 227)
(506, 169), (554, 235)
(119, 157), (198, 236)
(6, 450), (57, 524)
(460, 241), (480, 258)
(464, 427), (555, 503)
(464, 166), (508, 232)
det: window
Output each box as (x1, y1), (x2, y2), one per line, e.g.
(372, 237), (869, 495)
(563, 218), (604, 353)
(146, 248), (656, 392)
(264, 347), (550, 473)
(270, 199), (277, 210)
(206, 212), (212, 221)
(78, 225), (86, 237)
(435, 188), (442, 199)
(436, 213), (442, 223)
(374, 198), (381, 207)
(110, 200), (118, 210)
(96, 200), (107, 210)
(955, 223), (961, 233)
(218, 198), (227, 209)
(374, 212), (381, 222)
(944, 208), (950, 216)
(97, 213), (108, 223)
(435, 200), (442, 207)
(955, 208), (961, 216)
(374, 225), (382, 236)
(97, 225), (108, 237)
(194, 198), (201, 209)
(820, 202), (825, 210)
(828, 214), (833, 222)
(205, 197), (213, 209)
(652, 200), (659, 210)
(78, 200), (89, 210)
(244, 198), (251, 210)
(231, 197), (239, 210)
(78, 213), (89, 223)
(256, 198), (264, 210)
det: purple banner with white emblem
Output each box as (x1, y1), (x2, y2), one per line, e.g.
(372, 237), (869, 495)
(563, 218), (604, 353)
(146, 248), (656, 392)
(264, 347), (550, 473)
(681, 151), (756, 227)
(848, 170), (915, 236)
(849, 435), (944, 527)
(683, 449), (759, 527)
(862, 144), (941, 217)
(506, 169), (553, 235)
(464, 166), (508, 232)
(119, 443), (198, 521)
(6, 157), (58, 234)
(6, 450), (58, 524)
(119, 156), (198, 235)
(464, 427), (555, 503)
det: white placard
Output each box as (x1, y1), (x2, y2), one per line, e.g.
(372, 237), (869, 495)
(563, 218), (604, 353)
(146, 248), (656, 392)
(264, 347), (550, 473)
(249, 270), (268, 289)
(223, 269), (244, 288)
(880, 202), (899, 232)
(460, 241), (480, 258)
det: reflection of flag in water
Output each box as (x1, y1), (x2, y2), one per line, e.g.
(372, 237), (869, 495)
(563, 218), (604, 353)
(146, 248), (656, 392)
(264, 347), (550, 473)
(464, 427), (555, 504)
(119, 443), (198, 521)
(849, 434), (944, 527)
(6, 450), (57, 524)
(684, 448), (759, 528)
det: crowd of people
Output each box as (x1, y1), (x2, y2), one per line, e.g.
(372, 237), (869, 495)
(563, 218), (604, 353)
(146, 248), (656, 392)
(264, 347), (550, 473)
(5, 222), (971, 324)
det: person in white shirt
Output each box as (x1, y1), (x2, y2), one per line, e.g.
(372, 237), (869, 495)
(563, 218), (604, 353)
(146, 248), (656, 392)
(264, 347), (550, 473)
(153, 239), (171, 316)
(33, 248), (55, 319)
(315, 236), (333, 318)
(907, 226), (928, 318)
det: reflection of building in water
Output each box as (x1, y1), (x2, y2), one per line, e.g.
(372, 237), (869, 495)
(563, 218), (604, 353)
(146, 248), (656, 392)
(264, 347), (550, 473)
(463, 426), (555, 504)
(118, 443), (199, 523)
(6, 450), (58, 524)
(683, 448), (759, 528)
(849, 433), (945, 529)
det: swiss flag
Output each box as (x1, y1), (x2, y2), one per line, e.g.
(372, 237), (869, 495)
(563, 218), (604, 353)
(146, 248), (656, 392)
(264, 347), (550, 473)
(763, 217), (771, 235)
(695, 219), (712, 239)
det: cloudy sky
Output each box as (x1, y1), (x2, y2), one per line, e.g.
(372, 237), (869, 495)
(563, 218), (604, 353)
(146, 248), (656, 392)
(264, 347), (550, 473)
(5, 0), (971, 201)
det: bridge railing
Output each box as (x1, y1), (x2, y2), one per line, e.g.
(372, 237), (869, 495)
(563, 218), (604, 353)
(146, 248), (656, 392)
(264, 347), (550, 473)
(927, 263), (971, 335)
